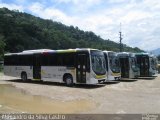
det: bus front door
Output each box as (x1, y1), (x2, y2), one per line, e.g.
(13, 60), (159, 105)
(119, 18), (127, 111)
(76, 54), (86, 83)
(33, 54), (41, 80)
(120, 58), (129, 78)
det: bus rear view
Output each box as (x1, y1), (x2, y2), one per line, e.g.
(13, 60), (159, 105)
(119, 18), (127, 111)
(117, 52), (139, 79)
(135, 53), (157, 77)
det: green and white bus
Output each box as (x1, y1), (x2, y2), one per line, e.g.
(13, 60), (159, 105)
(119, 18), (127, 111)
(4, 49), (106, 86)
(117, 52), (139, 79)
(135, 53), (158, 77)
(103, 51), (121, 81)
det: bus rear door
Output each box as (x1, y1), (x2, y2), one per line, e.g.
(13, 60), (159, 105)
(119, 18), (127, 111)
(33, 54), (41, 80)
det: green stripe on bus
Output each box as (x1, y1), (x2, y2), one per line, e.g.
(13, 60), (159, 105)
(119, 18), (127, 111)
(56, 50), (76, 53)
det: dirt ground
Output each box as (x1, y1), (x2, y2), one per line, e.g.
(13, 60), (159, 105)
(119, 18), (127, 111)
(0, 72), (160, 114)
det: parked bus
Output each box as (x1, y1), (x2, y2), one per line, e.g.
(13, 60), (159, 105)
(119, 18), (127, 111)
(103, 51), (121, 81)
(117, 52), (139, 79)
(158, 64), (160, 74)
(135, 53), (157, 77)
(4, 49), (106, 86)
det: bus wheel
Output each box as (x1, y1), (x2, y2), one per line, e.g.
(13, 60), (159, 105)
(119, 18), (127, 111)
(21, 72), (28, 82)
(65, 75), (73, 87)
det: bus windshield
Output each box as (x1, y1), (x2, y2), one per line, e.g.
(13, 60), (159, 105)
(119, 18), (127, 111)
(91, 50), (106, 75)
(131, 57), (139, 72)
(108, 52), (120, 73)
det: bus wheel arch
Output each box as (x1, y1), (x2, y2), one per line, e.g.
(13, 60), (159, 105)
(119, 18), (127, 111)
(63, 73), (73, 87)
(21, 72), (28, 82)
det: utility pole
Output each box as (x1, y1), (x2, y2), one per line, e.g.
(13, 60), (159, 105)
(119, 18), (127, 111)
(119, 23), (123, 52)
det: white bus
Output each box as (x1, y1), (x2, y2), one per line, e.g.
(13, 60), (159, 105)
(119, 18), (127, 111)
(103, 51), (121, 81)
(117, 52), (139, 79)
(135, 53), (158, 77)
(4, 49), (106, 86)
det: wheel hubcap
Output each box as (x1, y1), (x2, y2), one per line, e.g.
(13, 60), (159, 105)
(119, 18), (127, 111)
(66, 78), (71, 85)
(22, 75), (26, 80)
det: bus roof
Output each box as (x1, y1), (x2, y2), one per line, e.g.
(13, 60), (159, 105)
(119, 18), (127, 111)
(22, 49), (54, 53)
(5, 49), (54, 56)
(4, 48), (99, 56)
(135, 52), (156, 58)
(135, 52), (150, 56)
(103, 51), (115, 53)
(117, 52), (136, 57)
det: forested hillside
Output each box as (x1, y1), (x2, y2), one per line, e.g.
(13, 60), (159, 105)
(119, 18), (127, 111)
(0, 7), (143, 60)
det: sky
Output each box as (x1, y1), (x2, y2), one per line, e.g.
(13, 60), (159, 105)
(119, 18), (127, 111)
(0, 0), (160, 51)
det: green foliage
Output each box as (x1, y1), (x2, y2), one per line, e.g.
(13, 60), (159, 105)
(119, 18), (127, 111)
(0, 34), (5, 61)
(0, 7), (144, 57)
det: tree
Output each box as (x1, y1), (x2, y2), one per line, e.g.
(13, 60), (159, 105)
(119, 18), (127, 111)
(0, 35), (5, 61)
(0, 7), (143, 56)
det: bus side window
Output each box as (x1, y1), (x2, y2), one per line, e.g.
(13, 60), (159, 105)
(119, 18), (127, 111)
(12, 55), (18, 65)
(4, 56), (7, 65)
(56, 54), (63, 66)
(4, 56), (11, 65)
(63, 53), (75, 67)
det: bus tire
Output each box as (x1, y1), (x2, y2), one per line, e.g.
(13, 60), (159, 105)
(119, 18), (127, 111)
(64, 75), (73, 87)
(21, 72), (28, 82)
